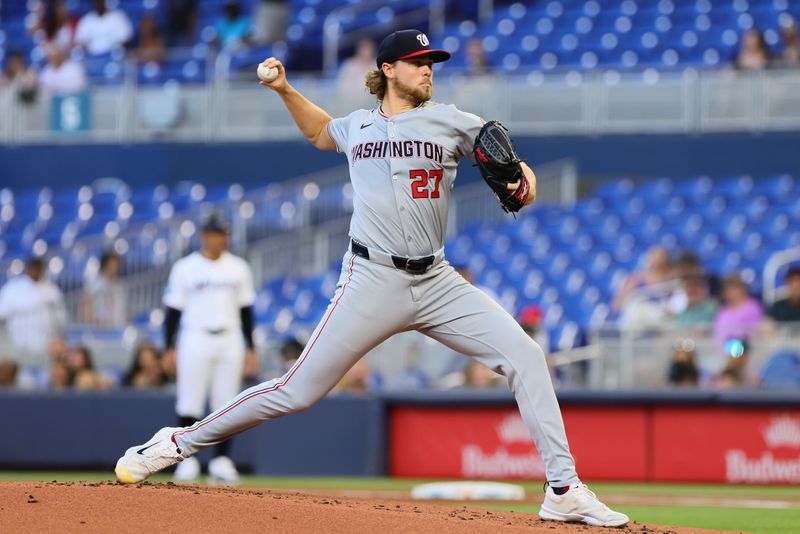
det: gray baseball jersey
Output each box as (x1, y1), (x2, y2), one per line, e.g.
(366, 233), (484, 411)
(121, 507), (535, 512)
(326, 101), (480, 257)
(173, 102), (580, 487)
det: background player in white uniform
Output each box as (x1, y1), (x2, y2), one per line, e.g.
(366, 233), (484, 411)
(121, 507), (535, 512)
(117, 30), (628, 527)
(162, 212), (257, 484)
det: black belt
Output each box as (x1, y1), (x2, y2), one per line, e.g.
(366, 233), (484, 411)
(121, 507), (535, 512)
(351, 240), (435, 275)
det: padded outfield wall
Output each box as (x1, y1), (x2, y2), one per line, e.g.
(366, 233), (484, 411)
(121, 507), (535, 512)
(2, 390), (798, 484)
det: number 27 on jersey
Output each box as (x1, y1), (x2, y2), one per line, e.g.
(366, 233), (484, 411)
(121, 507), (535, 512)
(409, 169), (443, 199)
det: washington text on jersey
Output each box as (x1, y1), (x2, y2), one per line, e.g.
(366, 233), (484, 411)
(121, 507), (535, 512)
(350, 139), (445, 165)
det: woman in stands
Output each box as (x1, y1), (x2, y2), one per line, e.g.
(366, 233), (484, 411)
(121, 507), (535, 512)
(613, 245), (677, 331)
(123, 344), (167, 390)
(734, 29), (771, 71)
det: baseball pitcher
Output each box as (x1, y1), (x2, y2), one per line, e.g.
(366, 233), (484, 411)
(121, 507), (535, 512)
(116, 30), (628, 527)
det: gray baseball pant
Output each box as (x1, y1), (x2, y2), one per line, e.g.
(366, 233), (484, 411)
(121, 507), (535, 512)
(173, 250), (579, 486)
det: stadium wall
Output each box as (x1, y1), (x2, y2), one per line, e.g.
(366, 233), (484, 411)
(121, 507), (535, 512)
(3, 390), (799, 483)
(0, 391), (385, 476)
(2, 132), (800, 189)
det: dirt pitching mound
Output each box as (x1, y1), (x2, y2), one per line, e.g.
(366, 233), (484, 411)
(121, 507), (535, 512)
(0, 482), (725, 534)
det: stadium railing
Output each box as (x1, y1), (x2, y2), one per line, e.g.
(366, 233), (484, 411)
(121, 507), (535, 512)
(2, 66), (800, 143)
(357, 326), (800, 391)
(763, 246), (800, 304)
(587, 326), (800, 389)
(5, 321), (796, 393)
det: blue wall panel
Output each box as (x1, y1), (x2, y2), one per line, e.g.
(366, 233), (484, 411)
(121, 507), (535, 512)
(0, 141), (343, 189)
(0, 391), (385, 476)
(2, 132), (799, 190)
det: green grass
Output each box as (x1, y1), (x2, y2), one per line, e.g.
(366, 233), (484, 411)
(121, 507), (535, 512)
(2, 473), (798, 532)
(480, 502), (800, 534)
(580, 482), (800, 500)
(613, 505), (800, 534)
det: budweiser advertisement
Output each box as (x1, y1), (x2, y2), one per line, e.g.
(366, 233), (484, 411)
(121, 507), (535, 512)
(389, 406), (648, 481)
(389, 405), (800, 483)
(653, 408), (800, 483)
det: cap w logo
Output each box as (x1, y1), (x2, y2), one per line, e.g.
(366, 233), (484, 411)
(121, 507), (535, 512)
(416, 33), (430, 47)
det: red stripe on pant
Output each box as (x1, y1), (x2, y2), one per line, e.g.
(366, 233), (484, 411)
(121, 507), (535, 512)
(173, 254), (358, 442)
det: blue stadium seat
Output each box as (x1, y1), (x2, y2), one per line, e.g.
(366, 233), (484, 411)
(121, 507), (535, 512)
(752, 174), (795, 201)
(673, 176), (713, 203)
(760, 351), (800, 388)
(715, 175), (755, 200)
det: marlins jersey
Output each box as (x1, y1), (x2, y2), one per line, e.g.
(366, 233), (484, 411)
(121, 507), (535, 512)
(163, 251), (255, 331)
(326, 101), (483, 257)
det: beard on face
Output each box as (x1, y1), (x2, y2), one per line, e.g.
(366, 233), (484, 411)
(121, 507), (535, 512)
(390, 75), (433, 105)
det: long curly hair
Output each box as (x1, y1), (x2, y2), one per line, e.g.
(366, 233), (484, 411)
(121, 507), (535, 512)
(365, 68), (388, 101)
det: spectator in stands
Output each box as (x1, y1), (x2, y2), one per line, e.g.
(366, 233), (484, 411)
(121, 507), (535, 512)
(613, 246), (676, 331)
(135, 13), (166, 64)
(48, 336), (69, 365)
(460, 360), (505, 389)
(49, 360), (73, 390)
(667, 252), (699, 315)
(214, 1), (251, 50)
(666, 338), (699, 387)
(672, 250), (704, 279)
(338, 39), (377, 92)
(31, 0), (77, 53)
(166, 0), (198, 47)
(262, 337), (304, 380)
(279, 338), (304, 371)
(161, 349), (177, 384)
(734, 29), (771, 71)
(2, 51), (33, 85)
(777, 21), (800, 68)
(716, 338), (757, 389)
(39, 46), (88, 95)
(75, 0), (133, 56)
(465, 38), (492, 76)
(17, 335), (69, 390)
(0, 359), (18, 387)
(669, 250), (721, 304)
(614, 246), (674, 311)
(83, 251), (126, 327)
(713, 274), (764, 348)
(332, 359), (378, 394)
(672, 275), (718, 335)
(0, 257), (67, 362)
(766, 267), (800, 324)
(1, 51), (38, 105)
(67, 345), (113, 391)
(123, 344), (166, 389)
(518, 304), (550, 355)
(251, 0), (288, 45)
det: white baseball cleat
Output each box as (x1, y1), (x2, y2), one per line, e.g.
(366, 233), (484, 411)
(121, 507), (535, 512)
(539, 481), (629, 527)
(208, 456), (240, 486)
(115, 427), (186, 484)
(173, 456), (201, 482)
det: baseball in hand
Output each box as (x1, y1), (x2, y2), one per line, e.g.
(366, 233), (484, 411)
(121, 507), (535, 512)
(257, 62), (278, 83)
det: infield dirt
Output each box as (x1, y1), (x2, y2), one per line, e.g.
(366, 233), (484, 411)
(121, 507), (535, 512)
(0, 481), (732, 533)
